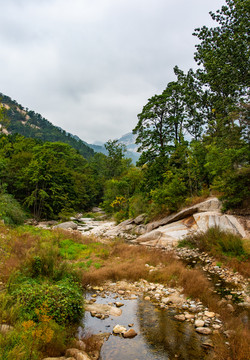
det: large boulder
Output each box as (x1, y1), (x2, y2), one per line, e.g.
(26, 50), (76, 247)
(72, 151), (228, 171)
(193, 212), (246, 237)
(134, 209), (247, 248)
(146, 198), (222, 232)
(53, 221), (78, 230)
(85, 303), (122, 317)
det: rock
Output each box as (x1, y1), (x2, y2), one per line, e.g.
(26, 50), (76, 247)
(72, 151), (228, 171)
(85, 303), (122, 317)
(161, 297), (171, 304)
(224, 330), (236, 338)
(238, 302), (250, 309)
(204, 311), (215, 318)
(123, 329), (137, 338)
(65, 348), (92, 360)
(115, 302), (124, 308)
(92, 207), (104, 213)
(144, 296), (150, 301)
(202, 339), (214, 348)
(226, 303), (234, 312)
(193, 212), (246, 238)
(174, 314), (186, 321)
(117, 290), (125, 295)
(144, 198), (222, 232)
(42, 358), (74, 360)
(134, 214), (146, 225)
(53, 221), (78, 230)
(0, 324), (14, 334)
(195, 327), (212, 335)
(167, 294), (185, 306)
(195, 320), (205, 327)
(113, 325), (127, 334)
(134, 225), (147, 235)
(185, 313), (194, 320)
(212, 324), (221, 330)
(73, 340), (86, 351)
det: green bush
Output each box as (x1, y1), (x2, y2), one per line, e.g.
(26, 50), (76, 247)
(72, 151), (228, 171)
(214, 167), (250, 211)
(11, 278), (83, 324)
(182, 227), (247, 259)
(59, 239), (87, 260)
(0, 193), (26, 225)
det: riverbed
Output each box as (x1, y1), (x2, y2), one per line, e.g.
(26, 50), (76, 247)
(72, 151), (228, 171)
(78, 291), (212, 360)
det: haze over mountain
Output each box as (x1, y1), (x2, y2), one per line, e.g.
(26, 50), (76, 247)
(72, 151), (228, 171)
(0, 92), (139, 162)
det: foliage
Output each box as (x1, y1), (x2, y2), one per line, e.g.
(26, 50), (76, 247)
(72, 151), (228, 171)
(0, 135), (98, 219)
(0, 92), (94, 160)
(213, 166), (250, 211)
(193, 0), (249, 136)
(180, 227), (248, 260)
(0, 192), (27, 225)
(104, 139), (132, 178)
(9, 277), (83, 324)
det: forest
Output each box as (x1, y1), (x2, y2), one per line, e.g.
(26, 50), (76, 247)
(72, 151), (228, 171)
(0, 0), (249, 224)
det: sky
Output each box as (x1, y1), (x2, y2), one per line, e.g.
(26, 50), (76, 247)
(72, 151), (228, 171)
(0, 0), (225, 144)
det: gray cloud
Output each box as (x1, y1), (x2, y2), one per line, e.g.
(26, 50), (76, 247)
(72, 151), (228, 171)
(0, 0), (225, 143)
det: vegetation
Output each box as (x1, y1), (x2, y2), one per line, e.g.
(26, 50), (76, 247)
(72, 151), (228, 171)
(178, 227), (250, 277)
(0, 93), (94, 160)
(0, 215), (249, 359)
(0, 2), (249, 224)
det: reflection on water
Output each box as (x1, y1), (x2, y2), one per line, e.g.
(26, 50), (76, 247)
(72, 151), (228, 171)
(79, 292), (210, 360)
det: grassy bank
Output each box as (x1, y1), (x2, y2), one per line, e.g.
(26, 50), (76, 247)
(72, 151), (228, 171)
(0, 223), (249, 359)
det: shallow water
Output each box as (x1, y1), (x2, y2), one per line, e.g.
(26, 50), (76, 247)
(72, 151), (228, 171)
(79, 292), (210, 360)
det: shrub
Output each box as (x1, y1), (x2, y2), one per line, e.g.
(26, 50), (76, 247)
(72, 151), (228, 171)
(214, 166), (250, 211)
(10, 278), (83, 324)
(182, 227), (247, 259)
(0, 193), (26, 225)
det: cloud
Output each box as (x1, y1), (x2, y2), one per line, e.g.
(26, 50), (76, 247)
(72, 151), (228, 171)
(0, 0), (225, 142)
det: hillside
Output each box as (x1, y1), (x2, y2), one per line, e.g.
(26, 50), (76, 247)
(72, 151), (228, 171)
(0, 93), (94, 160)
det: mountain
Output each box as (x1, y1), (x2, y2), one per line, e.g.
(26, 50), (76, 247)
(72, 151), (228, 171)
(90, 132), (140, 164)
(0, 92), (140, 163)
(0, 93), (94, 159)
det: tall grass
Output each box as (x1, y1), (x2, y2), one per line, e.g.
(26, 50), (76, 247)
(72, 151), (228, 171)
(0, 193), (26, 225)
(178, 227), (250, 277)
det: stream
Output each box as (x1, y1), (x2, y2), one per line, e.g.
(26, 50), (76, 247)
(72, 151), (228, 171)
(78, 292), (211, 360)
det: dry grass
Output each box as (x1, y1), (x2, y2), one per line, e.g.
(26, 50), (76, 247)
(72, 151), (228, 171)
(1, 224), (249, 359)
(80, 241), (250, 360)
(212, 326), (250, 360)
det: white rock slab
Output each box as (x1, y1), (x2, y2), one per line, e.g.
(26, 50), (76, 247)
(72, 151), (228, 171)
(193, 212), (246, 237)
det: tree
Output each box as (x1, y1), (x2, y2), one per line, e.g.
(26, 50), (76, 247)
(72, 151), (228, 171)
(0, 103), (10, 131)
(104, 139), (131, 178)
(193, 0), (250, 136)
(133, 80), (193, 166)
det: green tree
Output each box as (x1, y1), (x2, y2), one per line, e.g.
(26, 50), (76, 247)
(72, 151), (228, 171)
(193, 0), (249, 136)
(0, 103), (9, 131)
(133, 79), (195, 166)
(104, 139), (131, 178)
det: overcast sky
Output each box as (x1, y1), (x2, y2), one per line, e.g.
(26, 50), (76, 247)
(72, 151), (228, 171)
(0, 0), (225, 143)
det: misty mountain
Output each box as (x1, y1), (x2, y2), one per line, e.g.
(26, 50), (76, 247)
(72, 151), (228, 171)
(91, 132), (140, 163)
(0, 92), (140, 163)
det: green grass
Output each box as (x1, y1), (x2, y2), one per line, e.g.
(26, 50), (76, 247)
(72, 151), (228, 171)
(180, 227), (248, 260)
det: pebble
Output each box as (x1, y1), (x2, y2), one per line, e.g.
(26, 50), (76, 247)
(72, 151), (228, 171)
(195, 320), (205, 327)
(113, 325), (127, 334)
(174, 314), (186, 321)
(195, 327), (212, 335)
(123, 329), (137, 338)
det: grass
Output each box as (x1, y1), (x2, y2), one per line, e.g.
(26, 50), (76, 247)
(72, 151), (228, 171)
(0, 223), (249, 359)
(178, 227), (250, 277)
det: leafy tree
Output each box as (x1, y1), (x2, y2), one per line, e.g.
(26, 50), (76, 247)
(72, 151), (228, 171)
(193, 0), (250, 136)
(0, 103), (9, 130)
(104, 139), (131, 178)
(133, 78), (203, 166)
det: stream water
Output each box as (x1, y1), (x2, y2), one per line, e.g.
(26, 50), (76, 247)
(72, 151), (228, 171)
(78, 292), (211, 360)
